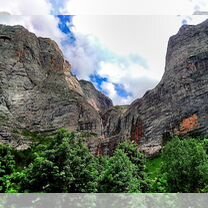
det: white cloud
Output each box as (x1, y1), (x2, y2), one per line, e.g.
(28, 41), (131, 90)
(183, 14), (208, 25)
(67, 16), (182, 104)
(63, 34), (103, 79)
(71, 15), (183, 79)
(67, 15), (208, 104)
(0, 0), (52, 15)
(0, 15), (65, 46)
(63, 0), (195, 15)
(0, 0), (208, 105)
(101, 81), (132, 105)
(192, 0), (208, 12)
(98, 61), (158, 102)
(0, 0), (66, 45)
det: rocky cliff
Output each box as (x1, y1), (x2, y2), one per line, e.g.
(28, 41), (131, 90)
(100, 19), (208, 156)
(1, 20), (208, 156)
(79, 80), (113, 114)
(0, 24), (113, 148)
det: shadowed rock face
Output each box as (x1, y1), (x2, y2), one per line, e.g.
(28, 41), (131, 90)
(102, 105), (128, 137)
(0, 24), (111, 147)
(100, 19), (208, 156)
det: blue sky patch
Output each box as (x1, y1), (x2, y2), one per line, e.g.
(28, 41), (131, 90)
(90, 74), (108, 91)
(114, 83), (132, 98)
(57, 15), (76, 44)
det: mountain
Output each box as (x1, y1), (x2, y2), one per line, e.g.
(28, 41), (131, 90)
(100, 19), (208, 156)
(0, 24), (112, 149)
(1, 20), (208, 156)
(79, 80), (113, 114)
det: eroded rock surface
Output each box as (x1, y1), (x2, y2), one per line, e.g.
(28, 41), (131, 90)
(0, 24), (106, 146)
(2, 20), (208, 156)
(99, 19), (208, 155)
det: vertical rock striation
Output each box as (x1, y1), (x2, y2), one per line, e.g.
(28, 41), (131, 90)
(0, 24), (113, 147)
(100, 19), (208, 156)
(2, 20), (208, 156)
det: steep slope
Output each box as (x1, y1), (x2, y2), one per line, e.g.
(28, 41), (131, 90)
(0, 24), (108, 147)
(102, 105), (128, 137)
(101, 19), (208, 155)
(79, 80), (113, 114)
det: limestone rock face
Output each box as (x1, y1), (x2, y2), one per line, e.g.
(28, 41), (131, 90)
(0, 24), (103, 146)
(2, 20), (208, 156)
(100, 19), (208, 155)
(79, 80), (113, 114)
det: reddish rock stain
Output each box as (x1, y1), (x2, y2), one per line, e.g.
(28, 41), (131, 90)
(179, 114), (199, 135)
(131, 119), (144, 144)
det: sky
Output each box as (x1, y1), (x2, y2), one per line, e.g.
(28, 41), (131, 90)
(0, 0), (208, 105)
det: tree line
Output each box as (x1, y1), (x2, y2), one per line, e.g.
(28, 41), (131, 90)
(1, 129), (208, 193)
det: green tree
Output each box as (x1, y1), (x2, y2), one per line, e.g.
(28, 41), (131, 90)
(117, 141), (146, 176)
(1, 171), (26, 193)
(117, 141), (149, 191)
(0, 145), (15, 177)
(21, 129), (98, 192)
(0, 144), (16, 192)
(98, 149), (141, 192)
(202, 139), (208, 154)
(161, 137), (208, 192)
(149, 173), (168, 193)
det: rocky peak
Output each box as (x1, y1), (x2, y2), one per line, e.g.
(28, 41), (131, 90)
(165, 20), (208, 73)
(79, 80), (113, 114)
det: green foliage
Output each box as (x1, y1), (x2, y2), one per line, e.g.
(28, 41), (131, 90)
(0, 144), (16, 192)
(0, 134), (147, 193)
(148, 173), (168, 193)
(13, 148), (34, 168)
(117, 141), (146, 176)
(21, 129), (98, 192)
(98, 149), (140, 192)
(97, 141), (147, 193)
(21, 130), (44, 142)
(202, 139), (208, 154)
(2, 130), (208, 193)
(0, 145), (15, 177)
(116, 141), (149, 192)
(146, 156), (163, 180)
(1, 171), (26, 193)
(146, 156), (168, 193)
(161, 137), (208, 192)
